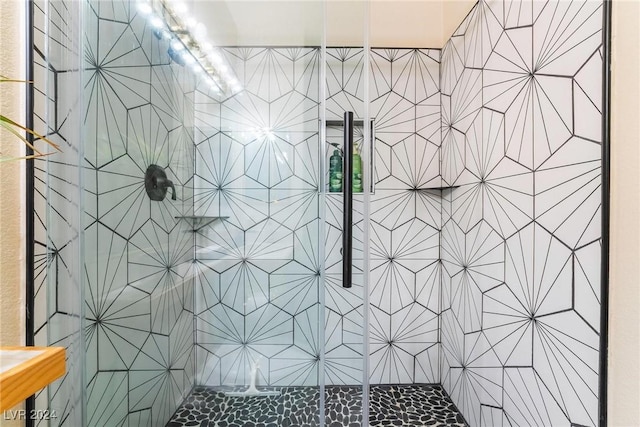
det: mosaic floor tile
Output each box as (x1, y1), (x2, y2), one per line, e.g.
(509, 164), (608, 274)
(167, 384), (466, 427)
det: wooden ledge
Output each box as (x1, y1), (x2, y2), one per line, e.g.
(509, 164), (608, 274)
(0, 346), (65, 412)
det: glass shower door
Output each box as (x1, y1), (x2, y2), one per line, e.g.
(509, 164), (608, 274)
(191, 1), (331, 425)
(322, 1), (371, 425)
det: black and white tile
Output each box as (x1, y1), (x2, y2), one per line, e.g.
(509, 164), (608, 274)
(439, 1), (604, 426)
(193, 47), (443, 387)
(32, 0), (605, 425)
(193, 47), (323, 387)
(33, 0), (197, 425)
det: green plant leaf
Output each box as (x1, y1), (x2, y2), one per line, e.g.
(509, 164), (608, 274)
(0, 75), (60, 162)
(0, 75), (33, 84)
(0, 114), (61, 152)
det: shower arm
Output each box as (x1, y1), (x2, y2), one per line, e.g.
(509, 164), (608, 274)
(343, 111), (353, 289)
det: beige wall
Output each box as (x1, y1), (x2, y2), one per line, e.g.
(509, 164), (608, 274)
(440, 0), (476, 41)
(0, 0), (26, 349)
(370, 1), (443, 47)
(0, 1), (27, 425)
(608, 0), (640, 425)
(192, 0), (476, 48)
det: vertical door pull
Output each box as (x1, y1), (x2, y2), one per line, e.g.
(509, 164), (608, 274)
(343, 111), (353, 288)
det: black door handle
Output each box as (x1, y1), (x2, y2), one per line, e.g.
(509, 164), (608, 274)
(343, 112), (353, 288)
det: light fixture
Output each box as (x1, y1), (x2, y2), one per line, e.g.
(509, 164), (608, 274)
(194, 22), (207, 39)
(168, 45), (186, 66)
(172, 1), (188, 15)
(136, 0), (242, 96)
(185, 17), (198, 30)
(184, 54), (196, 66)
(137, 1), (153, 15)
(150, 16), (164, 29)
(170, 39), (184, 52)
(155, 28), (171, 40)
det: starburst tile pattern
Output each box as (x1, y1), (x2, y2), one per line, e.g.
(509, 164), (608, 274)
(440, 1), (604, 426)
(33, 1), (196, 425)
(329, 48), (442, 385)
(194, 47), (322, 387)
(193, 48), (442, 388)
(34, 1), (605, 424)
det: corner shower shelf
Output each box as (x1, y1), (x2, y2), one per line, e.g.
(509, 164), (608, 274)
(418, 186), (460, 191)
(0, 346), (66, 411)
(175, 216), (228, 232)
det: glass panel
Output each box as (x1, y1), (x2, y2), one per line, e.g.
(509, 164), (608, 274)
(323, 1), (370, 425)
(81, 1), (197, 425)
(189, 1), (326, 426)
(31, 1), (84, 425)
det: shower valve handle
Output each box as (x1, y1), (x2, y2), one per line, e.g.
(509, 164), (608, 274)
(145, 164), (177, 201)
(156, 175), (177, 201)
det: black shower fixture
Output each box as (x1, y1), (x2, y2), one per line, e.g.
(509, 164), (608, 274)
(145, 164), (177, 201)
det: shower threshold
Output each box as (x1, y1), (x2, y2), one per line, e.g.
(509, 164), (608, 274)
(167, 384), (467, 426)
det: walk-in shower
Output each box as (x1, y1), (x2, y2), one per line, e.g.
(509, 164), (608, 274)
(28, 0), (608, 426)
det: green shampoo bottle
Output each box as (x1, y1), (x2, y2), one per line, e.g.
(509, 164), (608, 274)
(329, 149), (343, 192)
(353, 151), (363, 193)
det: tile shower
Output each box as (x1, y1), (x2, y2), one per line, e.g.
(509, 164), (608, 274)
(29, 0), (604, 426)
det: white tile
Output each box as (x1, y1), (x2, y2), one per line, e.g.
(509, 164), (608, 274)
(503, 0), (535, 29)
(465, 220), (504, 292)
(532, 311), (599, 426)
(483, 157), (533, 239)
(370, 49), (393, 99)
(535, 137), (601, 248)
(533, 0), (603, 76)
(440, 309), (465, 369)
(87, 371), (128, 427)
(270, 261), (319, 315)
(574, 79), (602, 143)
(574, 241), (601, 332)
(451, 69), (482, 133)
(195, 345), (221, 386)
(441, 36), (465, 96)
(451, 182), (483, 232)
(503, 368), (571, 426)
(415, 261), (441, 315)
(270, 347), (318, 386)
(482, 284), (533, 366)
(450, 270), (484, 333)
(414, 344), (440, 383)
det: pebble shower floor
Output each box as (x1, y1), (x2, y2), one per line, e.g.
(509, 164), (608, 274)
(167, 384), (467, 426)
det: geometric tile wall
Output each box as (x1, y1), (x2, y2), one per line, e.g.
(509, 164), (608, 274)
(193, 47), (444, 387)
(34, 1), (197, 426)
(192, 47), (324, 387)
(324, 48), (367, 386)
(439, 1), (603, 426)
(31, 0), (605, 425)
(327, 48), (443, 386)
(84, 1), (197, 425)
(368, 48), (442, 385)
